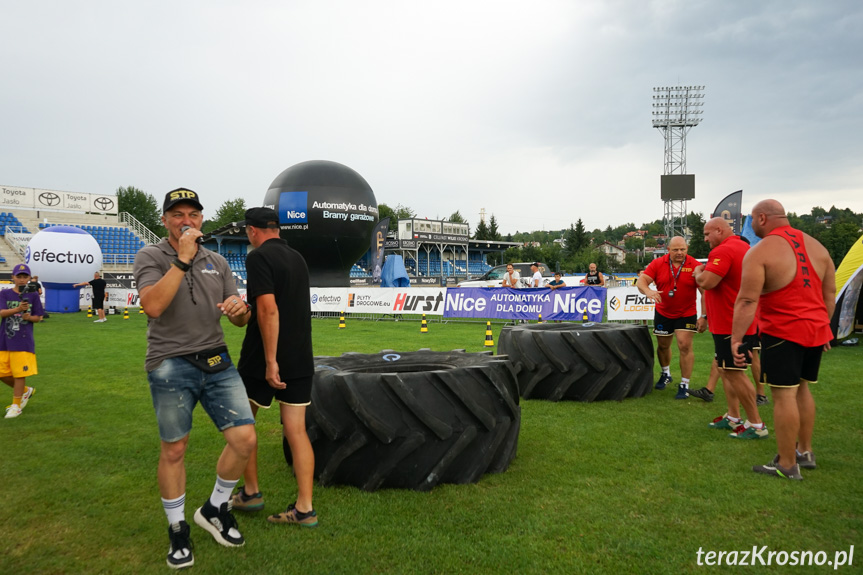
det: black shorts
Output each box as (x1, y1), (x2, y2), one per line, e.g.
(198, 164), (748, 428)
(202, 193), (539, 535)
(93, 299), (105, 310)
(242, 374), (313, 408)
(712, 333), (760, 370)
(653, 312), (697, 336)
(760, 333), (824, 388)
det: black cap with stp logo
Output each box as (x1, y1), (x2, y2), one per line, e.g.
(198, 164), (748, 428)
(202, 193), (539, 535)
(163, 188), (204, 213)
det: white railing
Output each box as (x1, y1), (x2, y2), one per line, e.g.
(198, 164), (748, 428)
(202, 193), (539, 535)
(119, 212), (160, 245)
(4, 227), (32, 257)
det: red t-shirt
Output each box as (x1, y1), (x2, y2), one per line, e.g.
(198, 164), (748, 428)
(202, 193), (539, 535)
(644, 254), (700, 318)
(704, 235), (755, 335)
(758, 226), (833, 346)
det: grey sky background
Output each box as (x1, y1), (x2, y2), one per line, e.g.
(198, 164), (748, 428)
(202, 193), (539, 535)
(2, 1), (861, 235)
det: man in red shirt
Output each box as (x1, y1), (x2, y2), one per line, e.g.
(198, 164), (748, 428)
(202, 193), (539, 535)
(694, 218), (766, 439)
(637, 236), (706, 399)
(732, 200), (835, 480)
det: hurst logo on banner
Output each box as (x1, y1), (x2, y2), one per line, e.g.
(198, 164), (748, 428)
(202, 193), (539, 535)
(444, 287), (605, 322)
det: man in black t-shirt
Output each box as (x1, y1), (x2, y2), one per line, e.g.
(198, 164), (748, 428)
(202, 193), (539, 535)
(73, 272), (108, 322)
(233, 207), (318, 527)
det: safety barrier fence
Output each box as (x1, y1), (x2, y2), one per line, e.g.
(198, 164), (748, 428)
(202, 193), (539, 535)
(71, 285), (669, 324)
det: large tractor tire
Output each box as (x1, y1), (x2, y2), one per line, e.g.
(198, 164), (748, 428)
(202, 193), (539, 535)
(497, 322), (654, 402)
(283, 350), (521, 491)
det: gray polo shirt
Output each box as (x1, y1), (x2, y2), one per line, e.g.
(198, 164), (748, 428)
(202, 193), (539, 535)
(133, 239), (239, 372)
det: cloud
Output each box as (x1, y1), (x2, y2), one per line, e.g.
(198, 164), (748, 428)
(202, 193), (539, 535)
(1, 0), (861, 235)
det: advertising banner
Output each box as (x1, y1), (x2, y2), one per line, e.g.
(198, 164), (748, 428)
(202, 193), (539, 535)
(310, 287), (447, 315)
(348, 287), (446, 315)
(606, 287), (655, 320)
(0, 184), (118, 215)
(370, 217), (390, 284)
(606, 286), (703, 321)
(443, 286), (605, 322)
(712, 190), (743, 234)
(310, 288), (350, 313)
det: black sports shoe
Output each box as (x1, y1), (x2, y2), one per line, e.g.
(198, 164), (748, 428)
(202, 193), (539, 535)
(687, 387), (714, 402)
(655, 373), (672, 390)
(753, 456), (803, 481)
(194, 500), (245, 547)
(167, 521), (194, 569)
(756, 394), (769, 406)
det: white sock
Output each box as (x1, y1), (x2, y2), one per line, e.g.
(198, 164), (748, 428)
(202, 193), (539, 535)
(209, 475), (238, 509)
(680, 378), (690, 388)
(727, 415), (741, 424)
(162, 494), (185, 525)
(661, 366), (670, 375)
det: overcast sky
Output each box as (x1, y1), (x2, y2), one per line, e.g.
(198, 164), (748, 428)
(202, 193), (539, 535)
(2, 1), (861, 235)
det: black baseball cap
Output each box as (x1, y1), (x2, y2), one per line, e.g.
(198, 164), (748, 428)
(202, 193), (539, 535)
(163, 188), (204, 213)
(242, 207), (281, 229)
(532, 262), (541, 267)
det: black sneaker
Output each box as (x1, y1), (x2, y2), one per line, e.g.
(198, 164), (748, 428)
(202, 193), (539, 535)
(687, 387), (714, 402)
(167, 521), (194, 569)
(756, 394), (769, 406)
(753, 456), (803, 481)
(194, 500), (245, 547)
(797, 450), (816, 470)
(655, 373), (672, 390)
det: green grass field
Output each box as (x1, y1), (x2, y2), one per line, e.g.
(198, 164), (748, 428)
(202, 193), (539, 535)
(2, 312), (861, 574)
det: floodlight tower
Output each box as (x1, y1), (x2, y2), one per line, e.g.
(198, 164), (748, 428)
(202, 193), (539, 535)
(652, 85), (705, 240)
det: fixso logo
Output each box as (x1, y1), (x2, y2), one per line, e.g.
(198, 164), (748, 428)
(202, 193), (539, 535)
(279, 191), (308, 224)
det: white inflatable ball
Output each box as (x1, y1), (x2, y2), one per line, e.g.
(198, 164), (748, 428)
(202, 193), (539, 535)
(25, 226), (102, 284)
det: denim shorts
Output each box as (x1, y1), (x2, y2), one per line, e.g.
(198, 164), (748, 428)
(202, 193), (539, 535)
(147, 356), (256, 443)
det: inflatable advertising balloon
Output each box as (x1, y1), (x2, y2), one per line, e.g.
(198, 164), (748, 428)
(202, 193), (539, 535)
(262, 160), (378, 287)
(25, 226), (102, 312)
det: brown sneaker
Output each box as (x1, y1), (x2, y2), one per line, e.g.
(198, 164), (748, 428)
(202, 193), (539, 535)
(230, 487), (264, 511)
(267, 502), (318, 527)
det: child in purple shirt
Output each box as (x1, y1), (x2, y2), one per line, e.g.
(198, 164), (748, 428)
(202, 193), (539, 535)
(2, 264), (44, 419)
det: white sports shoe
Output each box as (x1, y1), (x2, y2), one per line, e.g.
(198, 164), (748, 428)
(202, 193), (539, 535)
(21, 387), (34, 409)
(5, 404), (22, 419)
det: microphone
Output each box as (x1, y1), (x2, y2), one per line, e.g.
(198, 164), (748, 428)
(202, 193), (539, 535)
(181, 226), (204, 244)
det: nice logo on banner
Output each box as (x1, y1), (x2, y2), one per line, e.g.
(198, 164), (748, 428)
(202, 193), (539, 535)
(444, 287), (605, 321)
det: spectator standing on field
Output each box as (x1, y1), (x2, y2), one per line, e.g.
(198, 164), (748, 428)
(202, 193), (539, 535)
(636, 236), (706, 399)
(232, 207), (318, 527)
(134, 188), (256, 569)
(732, 199), (835, 480)
(74, 272), (108, 322)
(694, 217), (766, 440)
(2, 264), (43, 419)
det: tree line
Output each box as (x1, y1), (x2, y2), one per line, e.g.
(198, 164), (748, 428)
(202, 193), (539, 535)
(118, 187), (860, 273)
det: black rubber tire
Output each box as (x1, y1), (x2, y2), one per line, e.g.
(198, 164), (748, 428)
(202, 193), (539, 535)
(283, 350), (521, 491)
(497, 322), (654, 402)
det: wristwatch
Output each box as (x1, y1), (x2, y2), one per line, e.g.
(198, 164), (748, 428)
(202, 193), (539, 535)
(700, 315), (708, 319)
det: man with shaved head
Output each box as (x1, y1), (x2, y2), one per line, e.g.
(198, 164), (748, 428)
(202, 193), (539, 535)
(694, 217), (767, 439)
(732, 200), (835, 480)
(637, 236), (706, 399)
